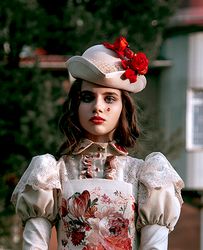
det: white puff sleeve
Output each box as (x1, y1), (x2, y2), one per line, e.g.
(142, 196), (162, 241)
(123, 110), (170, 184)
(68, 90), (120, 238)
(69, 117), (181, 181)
(137, 152), (184, 232)
(11, 153), (61, 222)
(11, 154), (62, 250)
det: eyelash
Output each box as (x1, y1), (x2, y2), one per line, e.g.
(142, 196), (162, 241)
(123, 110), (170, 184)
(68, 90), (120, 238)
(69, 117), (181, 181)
(80, 94), (94, 103)
(105, 96), (116, 103)
(80, 94), (116, 104)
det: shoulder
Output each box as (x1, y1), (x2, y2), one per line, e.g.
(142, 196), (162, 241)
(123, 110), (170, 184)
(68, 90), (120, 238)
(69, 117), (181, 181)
(31, 153), (57, 165)
(116, 155), (143, 168)
(11, 153), (62, 205)
(138, 152), (184, 189)
(27, 154), (60, 183)
(29, 153), (58, 173)
(121, 155), (143, 184)
(26, 153), (62, 189)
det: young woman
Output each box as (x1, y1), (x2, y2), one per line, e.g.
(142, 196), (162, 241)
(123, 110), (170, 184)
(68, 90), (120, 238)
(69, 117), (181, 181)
(11, 37), (184, 250)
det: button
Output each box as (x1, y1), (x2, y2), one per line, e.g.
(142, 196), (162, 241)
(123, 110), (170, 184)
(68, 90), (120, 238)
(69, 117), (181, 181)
(98, 146), (105, 152)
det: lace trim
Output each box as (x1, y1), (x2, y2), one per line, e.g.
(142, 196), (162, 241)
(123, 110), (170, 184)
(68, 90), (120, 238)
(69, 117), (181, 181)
(123, 156), (142, 183)
(11, 154), (61, 205)
(174, 180), (185, 205)
(138, 152), (184, 205)
(121, 156), (142, 203)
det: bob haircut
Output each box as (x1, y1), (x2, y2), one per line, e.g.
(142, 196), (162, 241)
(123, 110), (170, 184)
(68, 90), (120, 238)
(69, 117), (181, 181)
(57, 79), (140, 156)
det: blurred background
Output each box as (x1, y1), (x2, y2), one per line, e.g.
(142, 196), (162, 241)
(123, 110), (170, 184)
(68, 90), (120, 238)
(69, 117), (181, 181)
(1, 0), (203, 249)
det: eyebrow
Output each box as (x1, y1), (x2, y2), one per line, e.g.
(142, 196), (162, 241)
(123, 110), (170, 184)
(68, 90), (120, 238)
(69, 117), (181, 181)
(81, 90), (120, 97)
(103, 91), (120, 96)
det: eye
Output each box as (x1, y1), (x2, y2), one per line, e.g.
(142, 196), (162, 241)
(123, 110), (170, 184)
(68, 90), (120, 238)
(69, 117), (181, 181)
(80, 92), (94, 103)
(105, 95), (117, 104)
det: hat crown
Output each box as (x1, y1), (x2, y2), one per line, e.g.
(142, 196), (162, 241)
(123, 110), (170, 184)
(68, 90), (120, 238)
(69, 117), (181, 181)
(82, 45), (124, 74)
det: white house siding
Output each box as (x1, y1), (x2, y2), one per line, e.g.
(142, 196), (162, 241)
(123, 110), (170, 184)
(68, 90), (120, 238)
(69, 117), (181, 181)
(188, 32), (203, 89)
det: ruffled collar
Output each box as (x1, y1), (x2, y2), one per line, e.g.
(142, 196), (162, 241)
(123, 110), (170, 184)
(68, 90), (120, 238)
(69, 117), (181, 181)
(72, 138), (128, 156)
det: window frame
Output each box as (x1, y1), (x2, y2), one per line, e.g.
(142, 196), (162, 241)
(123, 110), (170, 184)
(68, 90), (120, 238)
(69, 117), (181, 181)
(186, 88), (203, 151)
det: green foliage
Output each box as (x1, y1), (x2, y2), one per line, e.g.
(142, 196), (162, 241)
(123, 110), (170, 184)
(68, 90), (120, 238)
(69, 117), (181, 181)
(0, 65), (67, 247)
(0, 0), (181, 63)
(0, 65), (66, 207)
(58, 0), (181, 59)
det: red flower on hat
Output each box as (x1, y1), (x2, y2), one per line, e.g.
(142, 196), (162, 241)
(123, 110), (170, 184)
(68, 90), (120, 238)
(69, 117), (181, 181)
(103, 36), (128, 58)
(124, 68), (138, 83)
(130, 52), (148, 75)
(103, 37), (149, 83)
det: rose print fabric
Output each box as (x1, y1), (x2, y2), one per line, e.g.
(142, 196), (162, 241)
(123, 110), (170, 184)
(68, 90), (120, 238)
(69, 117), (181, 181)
(59, 179), (137, 249)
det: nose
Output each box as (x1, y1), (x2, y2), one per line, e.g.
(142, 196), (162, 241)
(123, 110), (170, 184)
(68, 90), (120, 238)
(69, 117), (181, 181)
(92, 96), (104, 113)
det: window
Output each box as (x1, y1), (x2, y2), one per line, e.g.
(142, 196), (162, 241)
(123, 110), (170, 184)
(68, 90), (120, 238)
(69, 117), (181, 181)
(187, 89), (203, 150)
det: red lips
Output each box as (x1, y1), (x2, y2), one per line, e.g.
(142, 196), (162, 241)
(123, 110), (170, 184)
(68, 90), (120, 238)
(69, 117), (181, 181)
(90, 116), (105, 124)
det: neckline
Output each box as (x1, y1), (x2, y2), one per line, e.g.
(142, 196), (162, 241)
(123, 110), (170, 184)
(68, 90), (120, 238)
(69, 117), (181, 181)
(72, 138), (128, 156)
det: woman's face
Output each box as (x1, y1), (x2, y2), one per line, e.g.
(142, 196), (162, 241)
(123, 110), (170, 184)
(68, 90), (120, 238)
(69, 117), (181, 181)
(78, 81), (123, 142)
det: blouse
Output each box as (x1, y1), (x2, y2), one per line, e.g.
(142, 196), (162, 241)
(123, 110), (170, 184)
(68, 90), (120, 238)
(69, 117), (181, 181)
(11, 138), (184, 250)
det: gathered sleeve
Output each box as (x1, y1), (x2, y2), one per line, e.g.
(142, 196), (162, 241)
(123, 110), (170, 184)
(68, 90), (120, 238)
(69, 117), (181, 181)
(11, 153), (62, 224)
(136, 152), (184, 232)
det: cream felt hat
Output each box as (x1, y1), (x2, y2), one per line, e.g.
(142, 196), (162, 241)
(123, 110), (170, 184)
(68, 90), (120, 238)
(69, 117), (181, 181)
(66, 37), (148, 93)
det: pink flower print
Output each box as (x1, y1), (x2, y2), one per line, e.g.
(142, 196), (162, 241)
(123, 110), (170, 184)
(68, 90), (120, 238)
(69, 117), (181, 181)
(105, 236), (132, 250)
(83, 243), (105, 250)
(108, 214), (129, 237)
(101, 194), (111, 204)
(86, 208), (131, 249)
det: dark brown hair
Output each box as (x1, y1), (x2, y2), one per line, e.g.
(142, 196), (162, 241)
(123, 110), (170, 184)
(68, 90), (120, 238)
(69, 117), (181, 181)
(57, 79), (140, 156)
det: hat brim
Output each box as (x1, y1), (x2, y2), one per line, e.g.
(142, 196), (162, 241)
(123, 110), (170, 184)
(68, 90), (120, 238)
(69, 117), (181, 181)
(66, 56), (146, 93)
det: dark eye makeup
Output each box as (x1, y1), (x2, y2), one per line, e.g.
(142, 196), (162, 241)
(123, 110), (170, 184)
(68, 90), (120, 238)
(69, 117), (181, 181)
(105, 96), (117, 103)
(80, 91), (119, 104)
(80, 91), (94, 103)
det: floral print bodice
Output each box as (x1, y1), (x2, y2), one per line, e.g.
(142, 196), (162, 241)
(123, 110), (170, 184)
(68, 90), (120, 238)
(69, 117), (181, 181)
(59, 180), (137, 249)
(58, 139), (140, 249)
